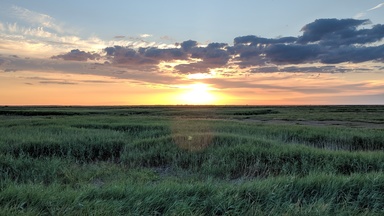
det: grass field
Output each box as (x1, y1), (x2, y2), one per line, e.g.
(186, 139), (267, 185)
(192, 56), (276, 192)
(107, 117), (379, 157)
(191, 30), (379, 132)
(0, 105), (383, 215)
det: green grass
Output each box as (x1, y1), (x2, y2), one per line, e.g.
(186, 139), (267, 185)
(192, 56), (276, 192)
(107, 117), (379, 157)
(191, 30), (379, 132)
(0, 105), (383, 215)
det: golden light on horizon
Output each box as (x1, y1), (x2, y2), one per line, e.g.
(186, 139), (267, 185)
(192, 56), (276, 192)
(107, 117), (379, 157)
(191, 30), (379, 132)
(177, 83), (218, 105)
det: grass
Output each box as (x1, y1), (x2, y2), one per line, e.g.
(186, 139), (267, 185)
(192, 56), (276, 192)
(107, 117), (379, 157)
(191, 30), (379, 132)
(0, 105), (383, 215)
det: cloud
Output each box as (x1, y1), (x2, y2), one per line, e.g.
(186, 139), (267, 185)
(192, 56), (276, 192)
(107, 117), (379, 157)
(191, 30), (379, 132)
(251, 66), (279, 73)
(174, 63), (211, 74)
(320, 45), (384, 64)
(3, 68), (20, 72)
(43, 18), (384, 74)
(0, 22), (108, 55)
(280, 66), (349, 73)
(250, 66), (359, 74)
(160, 35), (175, 41)
(368, 2), (384, 11)
(266, 44), (323, 64)
(354, 12), (366, 19)
(206, 42), (228, 49)
(208, 77), (384, 96)
(206, 78), (346, 94)
(11, 5), (67, 34)
(51, 49), (100, 61)
(188, 44), (230, 65)
(103, 46), (158, 66)
(311, 21), (383, 47)
(141, 47), (187, 61)
(21, 75), (117, 85)
(234, 35), (297, 45)
(114, 35), (125, 39)
(180, 40), (198, 51)
(168, 42), (230, 73)
(81, 80), (120, 84)
(101, 41), (230, 74)
(140, 34), (152, 38)
(40, 81), (77, 85)
(231, 19), (384, 66)
(297, 18), (372, 45)
(2, 5), (173, 56)
(0, 55), (185, 88)
(354, 3), (384, 20)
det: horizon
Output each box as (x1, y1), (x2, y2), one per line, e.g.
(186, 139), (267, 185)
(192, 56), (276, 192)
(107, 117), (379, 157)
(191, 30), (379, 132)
(2, 104), (384, 108)
(1, 1), (384, 105)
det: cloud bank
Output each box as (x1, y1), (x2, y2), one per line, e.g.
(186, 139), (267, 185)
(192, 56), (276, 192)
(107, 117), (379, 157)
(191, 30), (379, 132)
(51, 18), (384, 74)
(51, 49), (100, 61)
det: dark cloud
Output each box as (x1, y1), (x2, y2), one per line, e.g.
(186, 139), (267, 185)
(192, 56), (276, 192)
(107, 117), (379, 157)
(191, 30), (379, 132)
(180, 40), (198, 51)
(81, 80), (120, 84)
(51, 18), (384, 73)
(40, 81), (78, 85)
(174, 63), (210, 74)
(114, 35), (125, 39)
(231, 45), (263, 58)
(234, 35), (297, 45)
(142, 47), (187, 61)
(190, 46), (230, 64)
(51, 49), (100, 61)
(280, 66), (348, 73)
(320, 45), (384, 64)
(207, 42), (228, 49)
(0, 59), (5, 66)
(102, 41), (230, 74)
(174, 43), (231, 74)
(298, 19), (384, 47)
(298, 19), (370, 44)
(232, 19), (384, 66)
(228, 45), (267, 68)
(104, 46), (158, 66)
(24, 77), (78, 85)
(4, 68), (20, 72)
(251, 66), (352, 73)
(322, 24), (384, 47)
(251, 66), (279, 73)
(265, 44), (323, 64)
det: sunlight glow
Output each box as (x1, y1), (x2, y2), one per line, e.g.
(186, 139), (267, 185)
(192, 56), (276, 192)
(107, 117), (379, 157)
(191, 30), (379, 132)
(177, 83), (217, 105)
(187, 73), (212, 80)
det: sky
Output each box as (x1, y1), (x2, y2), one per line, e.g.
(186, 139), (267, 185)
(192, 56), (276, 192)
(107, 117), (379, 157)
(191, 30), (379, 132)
(1, 0), (384, 105)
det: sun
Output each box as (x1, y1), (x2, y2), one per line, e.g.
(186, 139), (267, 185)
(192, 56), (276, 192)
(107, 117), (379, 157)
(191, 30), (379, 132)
(178, 83), (216, 105)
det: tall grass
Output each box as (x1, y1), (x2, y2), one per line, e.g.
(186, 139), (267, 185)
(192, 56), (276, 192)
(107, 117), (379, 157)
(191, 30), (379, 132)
(1, 106), (384, 214)
(1, 173), (383, 215)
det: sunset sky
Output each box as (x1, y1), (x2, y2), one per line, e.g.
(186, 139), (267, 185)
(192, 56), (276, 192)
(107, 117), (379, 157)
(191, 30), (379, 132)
(1, 1), (384, 105)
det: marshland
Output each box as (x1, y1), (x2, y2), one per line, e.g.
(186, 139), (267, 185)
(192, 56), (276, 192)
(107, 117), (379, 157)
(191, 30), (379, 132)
(0, 105), (383, 215)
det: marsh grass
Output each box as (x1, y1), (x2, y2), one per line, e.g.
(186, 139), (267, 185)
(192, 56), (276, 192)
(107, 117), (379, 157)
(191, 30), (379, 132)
(0, 106), (384, 215)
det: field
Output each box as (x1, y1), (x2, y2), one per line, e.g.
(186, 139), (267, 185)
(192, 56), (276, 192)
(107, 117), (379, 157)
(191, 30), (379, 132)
(1, 105), (384, 215)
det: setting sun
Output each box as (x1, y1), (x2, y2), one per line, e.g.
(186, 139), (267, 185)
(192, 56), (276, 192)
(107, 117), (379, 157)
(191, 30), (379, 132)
(178, 83), (217, 105)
